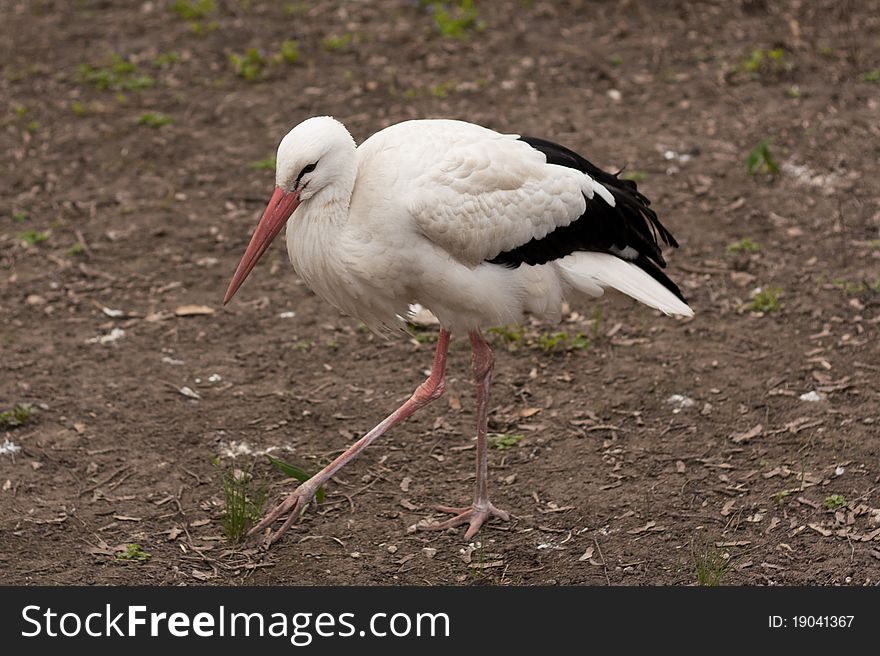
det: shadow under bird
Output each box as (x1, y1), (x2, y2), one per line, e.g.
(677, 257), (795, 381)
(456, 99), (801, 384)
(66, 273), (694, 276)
(224, 116), (693, 545)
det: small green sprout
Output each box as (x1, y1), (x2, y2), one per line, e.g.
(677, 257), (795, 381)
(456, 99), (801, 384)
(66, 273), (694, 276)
(693, 542), (732, 586)
(609, 55), (623, 66)
(220, 466), (266, 543)
(66, 242), (86, 257)
(116, 543), (151, 562)
(229, 48), (267, 81)
(12, 211), (28, 223)
(772, 490), (791, 507)
(13, 105), (29, 118)
(267, 455), (325, 504)
(727, 237), (763, 254)
(76, 54), (154, 91)
(19, 230), (48, 246)
(322, 34), (353, 52)
(860, 69), (880, 83)
(746, 138), (780, 176)
(279, 39), (301, 64)
(152, 51), (181, 68)
(169, 0), (215, 20)
(0, 404), (37, 429)
(70, 101), (89, 116)
(429, 80), (457, 98)
(294, 340), (313, 352)
(136, 112), (173, 128)
(823, 494), (846, 510)
(488, 433), (524, 450)
(537, 331), (569, 352)
(248, 155), (277, 171)
(487, 325), (523, 345)
(429, 0), (484, 39)
(748, 286), (782, 313)
(785, 85), (801, 99)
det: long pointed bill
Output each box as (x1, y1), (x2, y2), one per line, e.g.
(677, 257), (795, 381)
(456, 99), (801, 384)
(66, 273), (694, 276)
(224, 186), (301, 305)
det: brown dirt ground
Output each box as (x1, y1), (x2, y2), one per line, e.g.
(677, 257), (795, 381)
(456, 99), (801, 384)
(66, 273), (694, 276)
(2, 0), (879, 586)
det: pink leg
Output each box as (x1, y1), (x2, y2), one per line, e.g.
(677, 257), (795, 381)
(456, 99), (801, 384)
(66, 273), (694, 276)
(423, 330), (510, 539)
(250, 328), (451, 545)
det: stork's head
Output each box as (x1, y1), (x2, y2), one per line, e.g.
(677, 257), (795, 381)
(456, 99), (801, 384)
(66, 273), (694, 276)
(224, 116), (356, 304)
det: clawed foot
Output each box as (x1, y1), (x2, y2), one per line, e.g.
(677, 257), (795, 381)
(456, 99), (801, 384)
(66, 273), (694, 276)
(421, 502), (511, 539)
(248, 484), (317, 545)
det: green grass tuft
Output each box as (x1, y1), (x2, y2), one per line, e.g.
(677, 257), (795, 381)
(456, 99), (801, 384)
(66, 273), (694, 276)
(322, 34), (353, 51)
(220, 466), (266, 543)
(136, 112), (173, 128)
(229, 48), (267, 81)
(746, 138), (780, 176)
(116, 543), (151, 562)
(76, 54), (154, 91)
(488, 433), (524, 450)
(426, 0), (484, 39)
(0, 404), (37, 429)
(169, 0), (215, 20)
(694, 542), (732, 586)
(19, 230), (48, 246)
(860, 69), (880, 83)
(748, 286), (782, 313)
(727, 237), (763, 254)
(823, 494), (846, 510)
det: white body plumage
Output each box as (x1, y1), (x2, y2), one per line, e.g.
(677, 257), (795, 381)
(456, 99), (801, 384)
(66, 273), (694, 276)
(279, 117), (691, 334)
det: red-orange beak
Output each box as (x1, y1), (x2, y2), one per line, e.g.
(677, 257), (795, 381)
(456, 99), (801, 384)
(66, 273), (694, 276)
(224, 186), (301, 305)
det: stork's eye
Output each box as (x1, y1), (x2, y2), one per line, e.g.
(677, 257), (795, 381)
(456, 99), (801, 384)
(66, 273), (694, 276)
(296, 162), (317, 186)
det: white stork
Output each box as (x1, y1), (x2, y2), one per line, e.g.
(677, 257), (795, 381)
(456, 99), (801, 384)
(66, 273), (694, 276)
(224, 117), (693, 544)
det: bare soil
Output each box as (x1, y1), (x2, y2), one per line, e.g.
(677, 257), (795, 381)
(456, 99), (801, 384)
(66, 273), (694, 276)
(2, 0), (879, 586)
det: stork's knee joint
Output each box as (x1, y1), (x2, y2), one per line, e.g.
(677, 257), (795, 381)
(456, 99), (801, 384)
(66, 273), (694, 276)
(415, 375), (445, 403)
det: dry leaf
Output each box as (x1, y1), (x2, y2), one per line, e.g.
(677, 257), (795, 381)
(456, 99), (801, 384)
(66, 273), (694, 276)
(731, 424), (763, 443)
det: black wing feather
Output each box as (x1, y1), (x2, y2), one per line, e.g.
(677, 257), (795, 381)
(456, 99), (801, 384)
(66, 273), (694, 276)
(487, 136), (686, 303)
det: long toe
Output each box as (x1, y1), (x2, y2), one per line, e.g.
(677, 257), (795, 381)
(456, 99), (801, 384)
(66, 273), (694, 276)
(420, 502), (511, 538)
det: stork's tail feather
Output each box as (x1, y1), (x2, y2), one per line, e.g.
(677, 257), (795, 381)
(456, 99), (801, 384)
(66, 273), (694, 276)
(558, 252), (694, 317)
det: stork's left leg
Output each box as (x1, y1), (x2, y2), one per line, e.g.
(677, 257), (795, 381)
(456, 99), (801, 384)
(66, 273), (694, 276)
(423, 330), (510, 539)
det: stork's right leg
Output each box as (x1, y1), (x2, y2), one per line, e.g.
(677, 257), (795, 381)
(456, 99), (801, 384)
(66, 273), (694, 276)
(250, 328), (451, 546)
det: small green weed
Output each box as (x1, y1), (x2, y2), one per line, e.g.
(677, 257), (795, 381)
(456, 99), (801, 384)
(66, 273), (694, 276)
(66, 242), (86, 257)
(488, 433), (524, 450)
(823, 494), (846, 510)
(487, 325), (523, 349)
(727, 237), (763, 254)
(169, 0), (215, 20)
(278, 39), (301, 64)
(0, 404), (37, 429)
(860, 69), (880, 83)
(426, 0), (484, 39)
(152, 51), (181, 68)
(536, 331), (590, 352)
(220, 466), (266, 543)
(70, 100), (89, 116)
(746, 138), (780, 176)
(748, 286), (782, 313)
(694, 542), (732, 586)
(19, 230), (48, 246)
(229, 48), (267, 81)
(76, 54), (154, 91)
(136, 112), (173, 128)
(322, 34), (353, 51)
(116, 543), (151, 562)
(12, 211), (28, 223)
